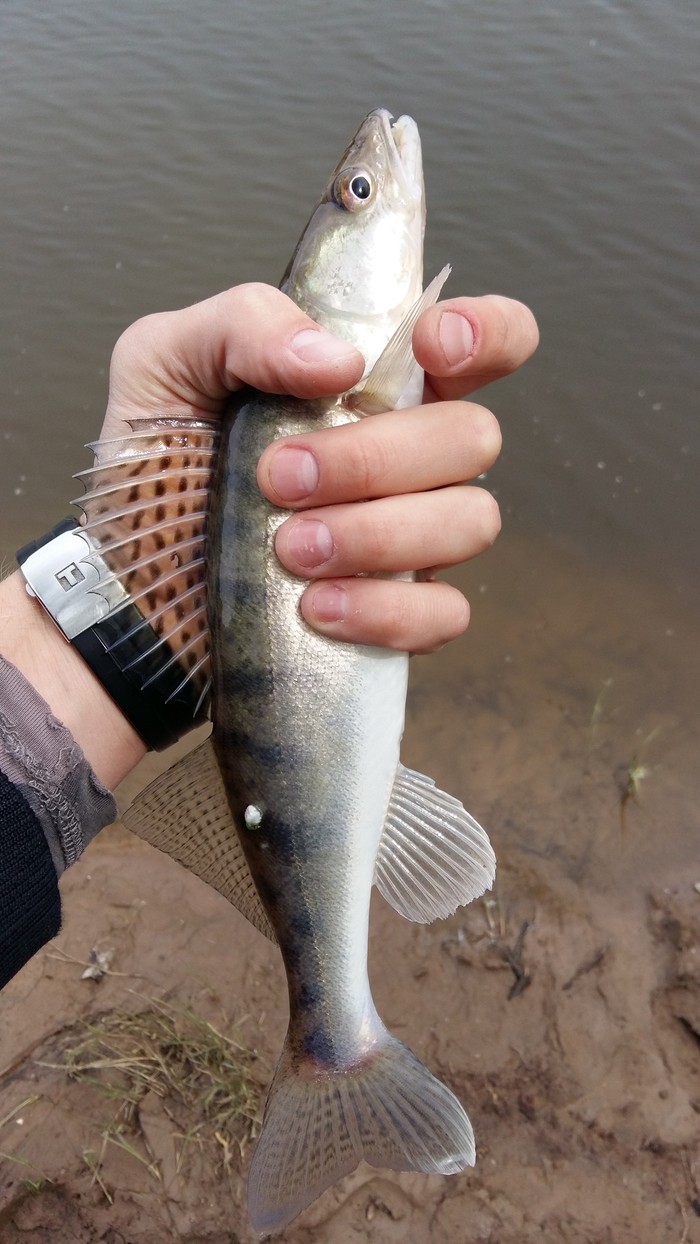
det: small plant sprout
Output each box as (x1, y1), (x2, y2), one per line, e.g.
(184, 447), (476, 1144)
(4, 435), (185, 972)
(618, 726), (661, 829)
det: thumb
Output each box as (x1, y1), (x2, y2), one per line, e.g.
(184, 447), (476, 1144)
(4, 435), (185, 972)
(102, 283), (364, 440)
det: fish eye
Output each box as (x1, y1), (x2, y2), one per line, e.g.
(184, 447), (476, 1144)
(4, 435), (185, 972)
(350, 175), (371, 200)
(333, 168), (375, 212)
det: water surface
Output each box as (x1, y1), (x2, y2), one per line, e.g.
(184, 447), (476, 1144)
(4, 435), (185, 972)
(1, 0), (697, 886)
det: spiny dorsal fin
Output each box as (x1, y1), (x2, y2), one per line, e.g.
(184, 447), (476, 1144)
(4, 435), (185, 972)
(122, 739), (276, 943)
(72, 415), (220, 720)
(374, 763), (495, 923)
(347, 265), (451, 416)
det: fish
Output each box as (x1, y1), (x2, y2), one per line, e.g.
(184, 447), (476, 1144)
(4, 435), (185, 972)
(73, 109), (496, 1235)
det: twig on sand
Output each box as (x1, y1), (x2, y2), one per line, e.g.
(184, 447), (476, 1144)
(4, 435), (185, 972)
(674, 1196), (689, 1244)
(499, 920), (532, 1000)
(562, 946), (609, 991)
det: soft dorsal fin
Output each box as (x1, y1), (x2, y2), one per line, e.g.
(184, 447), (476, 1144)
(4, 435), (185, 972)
(122, 739), (277, 942)
(374, 763), (495, 922)
(72, 415), (220, 721)
(347, 265), (451, 416)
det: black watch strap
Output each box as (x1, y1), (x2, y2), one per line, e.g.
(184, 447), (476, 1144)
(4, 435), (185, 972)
(17, 519), (206, 752)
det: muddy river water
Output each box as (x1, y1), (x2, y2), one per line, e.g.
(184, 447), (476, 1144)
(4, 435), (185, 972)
(2, 0), (697, 882)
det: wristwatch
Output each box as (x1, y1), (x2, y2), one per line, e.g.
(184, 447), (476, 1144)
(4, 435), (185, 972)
(17, 518), (207, 751)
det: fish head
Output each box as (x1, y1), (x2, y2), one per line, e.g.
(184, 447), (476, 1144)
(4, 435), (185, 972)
(281, 109), (426, 368)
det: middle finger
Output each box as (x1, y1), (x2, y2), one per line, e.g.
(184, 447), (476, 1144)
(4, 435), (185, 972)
(274, 485), (501, 578)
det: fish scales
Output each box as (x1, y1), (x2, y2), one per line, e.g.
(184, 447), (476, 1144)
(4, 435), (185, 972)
(210, 394), (405, 1068)
(103, 109), (498, 1235)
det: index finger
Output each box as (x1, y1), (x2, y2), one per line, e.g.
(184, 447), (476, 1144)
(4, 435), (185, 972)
(413, 294), (539, 400)
(257, 400), (501, 509)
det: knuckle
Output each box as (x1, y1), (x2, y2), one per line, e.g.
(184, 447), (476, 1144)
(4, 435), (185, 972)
(441, 587), (471, 642)
(484, 294), (540, 364)
(448, 402), (502, 476)
(112, 313), (158, 357)
(345, 428), (392, 499)
(468, 404), (503, 468)
(469, 487), (502, 546)
(379, 586), (415, 647)
(359, 507), (394, 567)
(419, 585), (470, 651)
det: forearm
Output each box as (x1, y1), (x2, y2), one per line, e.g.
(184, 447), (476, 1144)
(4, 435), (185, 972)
(0, 570), (146, 790)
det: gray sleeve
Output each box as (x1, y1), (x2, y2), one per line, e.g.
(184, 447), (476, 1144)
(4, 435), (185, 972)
(0, 654), (117, 877)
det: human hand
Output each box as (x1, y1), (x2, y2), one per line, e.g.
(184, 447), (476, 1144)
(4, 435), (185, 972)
(105, 284), (538, 654)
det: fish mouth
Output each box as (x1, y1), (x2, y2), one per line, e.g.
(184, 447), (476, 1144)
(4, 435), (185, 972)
(369, 108), (424, 204)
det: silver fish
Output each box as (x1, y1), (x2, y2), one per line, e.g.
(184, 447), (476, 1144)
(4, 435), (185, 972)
(79, 109), (496, 1235)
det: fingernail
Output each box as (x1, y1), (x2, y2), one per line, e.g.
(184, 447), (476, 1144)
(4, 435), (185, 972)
(283, 519), (334, 568)
(438, 311), (475, 367)
(290, 327), (360, 365)
(307, 583), (347, 624)
(268, 446), (319, 501)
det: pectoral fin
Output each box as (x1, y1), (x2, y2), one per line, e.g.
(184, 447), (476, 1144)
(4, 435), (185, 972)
(123, 739), (276, 943)
(374, 764), (495, 923)
(72, 414), (220, 722)
(347, 265), (451, 416)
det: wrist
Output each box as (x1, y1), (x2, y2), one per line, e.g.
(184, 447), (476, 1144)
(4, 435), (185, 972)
(0, 570), (146, 788)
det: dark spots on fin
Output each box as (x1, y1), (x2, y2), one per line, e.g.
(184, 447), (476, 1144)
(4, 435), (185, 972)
(155, 479), (166, 497)
(128, 485), (140, 503)
(154, 534), (166, 551)
(160, 455), (171, 470)
(178, 479), (188, 493)
(155, 504), (166, 522)
(129, 462), (146, 478)
(149, 563), (160, 581)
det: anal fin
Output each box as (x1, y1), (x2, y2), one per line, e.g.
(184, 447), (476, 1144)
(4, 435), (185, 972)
(123, 739), (276, 943)
(374, 763), (496, 923)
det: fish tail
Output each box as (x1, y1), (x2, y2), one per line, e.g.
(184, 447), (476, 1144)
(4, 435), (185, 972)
(247, 1028), (474, 1235)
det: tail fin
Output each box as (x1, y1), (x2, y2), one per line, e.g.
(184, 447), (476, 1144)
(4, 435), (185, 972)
(248, 1030), (474, 1235)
